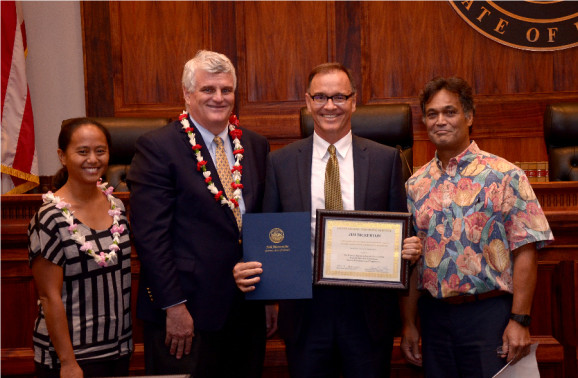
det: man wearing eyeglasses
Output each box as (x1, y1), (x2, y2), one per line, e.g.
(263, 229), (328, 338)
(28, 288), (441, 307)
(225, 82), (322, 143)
(234, 63), (422, 377)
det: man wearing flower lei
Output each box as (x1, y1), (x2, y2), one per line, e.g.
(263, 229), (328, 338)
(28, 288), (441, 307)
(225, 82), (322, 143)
(128, 50), (270, 377)
(401, 77), (554, 378)
(234, 63), (423, 378)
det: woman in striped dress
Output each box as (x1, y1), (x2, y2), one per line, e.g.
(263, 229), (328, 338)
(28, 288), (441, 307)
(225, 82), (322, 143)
(28, 118), (132, 377)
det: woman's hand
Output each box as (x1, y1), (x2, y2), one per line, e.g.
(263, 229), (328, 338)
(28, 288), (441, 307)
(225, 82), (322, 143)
(60, 360), (83, 378)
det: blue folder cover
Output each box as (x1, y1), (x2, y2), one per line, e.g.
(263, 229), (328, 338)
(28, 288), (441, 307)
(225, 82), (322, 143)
(243, 212), (312, 300)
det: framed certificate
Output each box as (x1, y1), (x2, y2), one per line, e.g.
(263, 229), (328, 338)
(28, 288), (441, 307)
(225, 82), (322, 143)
(314, 210), (412, 289)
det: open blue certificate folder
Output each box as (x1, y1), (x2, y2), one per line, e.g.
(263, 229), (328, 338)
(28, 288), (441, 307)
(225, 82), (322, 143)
(243, 212), (312, 300)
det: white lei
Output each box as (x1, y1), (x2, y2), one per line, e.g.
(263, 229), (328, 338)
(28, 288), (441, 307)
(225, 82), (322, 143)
(42, 181), (123, 267)
(180, 111), (244, 210)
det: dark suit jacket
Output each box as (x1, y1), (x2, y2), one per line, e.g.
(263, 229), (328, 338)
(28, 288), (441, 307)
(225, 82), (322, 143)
(263, 134), (406, 343)
(128, 118), (269, 331)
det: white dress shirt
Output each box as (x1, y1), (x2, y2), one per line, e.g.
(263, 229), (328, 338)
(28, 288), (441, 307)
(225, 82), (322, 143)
(310, 131), (355, 258)
(192, 117), (246, 215)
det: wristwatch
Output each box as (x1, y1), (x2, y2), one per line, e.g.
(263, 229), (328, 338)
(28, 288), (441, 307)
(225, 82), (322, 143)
(510, 313), (531, 327)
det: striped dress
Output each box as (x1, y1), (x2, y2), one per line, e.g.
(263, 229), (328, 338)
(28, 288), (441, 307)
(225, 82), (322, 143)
(28, 197), (133, 368)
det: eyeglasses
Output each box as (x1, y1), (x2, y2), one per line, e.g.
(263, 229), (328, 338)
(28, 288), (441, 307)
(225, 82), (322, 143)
(308, 93), (355, 105)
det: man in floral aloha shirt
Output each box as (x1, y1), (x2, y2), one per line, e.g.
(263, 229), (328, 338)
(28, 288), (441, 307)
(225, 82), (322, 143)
(400, 77), (553, 378)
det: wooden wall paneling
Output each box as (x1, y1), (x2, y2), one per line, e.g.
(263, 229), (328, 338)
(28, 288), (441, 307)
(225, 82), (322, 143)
(533, 262), (557, 336)
(534, 335), (566, 378)
(120, 2), (208, 104)
(241, 1), (336, 103)
(363, 1), (415, 100)
(471, 96), (546, 139)
(474, 137), (547, 163)
(534, 182), (578, 378)
(235, 1), (336, 138)
(334, 2), (362, 102)
(552, 260), (578, 377)
(472, 39), (555, 95)
(553, 48), (578, 91)
(438, 1), (477, 84)
(204, 1), (239, 114)
(109, 1), (211, 117)
(412, 139), (437, 169)
(82, 1), (242, 119)
(1, 259), (36, 349)
(361, 2), (476, 101)
(81, 1), (114, 117)
(1, 195), (43, 376)
(204, 1), (238, 72)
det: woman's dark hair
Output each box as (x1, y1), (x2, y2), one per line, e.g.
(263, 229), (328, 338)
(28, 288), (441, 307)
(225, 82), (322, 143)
(53, 118), (112, 189)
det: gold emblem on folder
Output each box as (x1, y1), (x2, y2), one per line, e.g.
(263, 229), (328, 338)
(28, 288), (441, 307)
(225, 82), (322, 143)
(269, 228), (285, 244)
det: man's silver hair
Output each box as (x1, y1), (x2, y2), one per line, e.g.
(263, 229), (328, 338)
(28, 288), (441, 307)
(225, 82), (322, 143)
(182, 50), (237, 92)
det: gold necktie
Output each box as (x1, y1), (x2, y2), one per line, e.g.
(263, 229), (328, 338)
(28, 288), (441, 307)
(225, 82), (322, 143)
(325, 145), (343, 210)
(214, 136), (242, 230)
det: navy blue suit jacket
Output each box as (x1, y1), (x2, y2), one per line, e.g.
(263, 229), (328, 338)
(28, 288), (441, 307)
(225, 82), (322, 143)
(128, 118), (269, 331)
(263, 134), (406, 342)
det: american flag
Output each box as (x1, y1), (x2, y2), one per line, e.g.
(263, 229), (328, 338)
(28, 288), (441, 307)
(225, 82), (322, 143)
(1, 0), (38, 194)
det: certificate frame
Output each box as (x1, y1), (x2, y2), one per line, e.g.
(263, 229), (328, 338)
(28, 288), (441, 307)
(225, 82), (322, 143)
(314, 210), (412, 290)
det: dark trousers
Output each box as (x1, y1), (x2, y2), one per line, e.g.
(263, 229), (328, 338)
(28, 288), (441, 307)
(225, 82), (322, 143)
(143, 301), (266, 378)
(35, 354), (131, 377)
(418, 293), (512, 378)
(284, 287), (393, 378)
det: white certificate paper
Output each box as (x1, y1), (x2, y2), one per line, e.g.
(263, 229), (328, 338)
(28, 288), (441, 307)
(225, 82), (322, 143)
(493, 343), (540, 378)
(322, 219), (401, 282)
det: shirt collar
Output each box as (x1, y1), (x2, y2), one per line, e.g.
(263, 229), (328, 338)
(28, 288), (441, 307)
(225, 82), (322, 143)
(434, 141), (480, 175)
(189, 115), (229, 145)
(313, 130), (352, 160)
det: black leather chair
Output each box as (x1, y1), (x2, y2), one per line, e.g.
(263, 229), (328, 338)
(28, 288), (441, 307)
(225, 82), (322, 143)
(62, 117), (170, 191)
(300, 104), (414, 181)
(544, 103), (578, 181)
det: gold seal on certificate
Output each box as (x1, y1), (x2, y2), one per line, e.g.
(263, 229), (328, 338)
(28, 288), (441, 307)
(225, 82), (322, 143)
(314, 210), (412, 289)
(269, 228), (285, 244)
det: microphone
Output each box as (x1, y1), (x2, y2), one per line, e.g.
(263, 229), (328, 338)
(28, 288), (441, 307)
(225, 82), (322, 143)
(396, 145), (413, 177)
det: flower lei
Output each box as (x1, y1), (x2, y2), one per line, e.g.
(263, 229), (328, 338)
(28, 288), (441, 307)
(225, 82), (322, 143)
(179, 111), (244, 210)
(41, 180), (123, 267)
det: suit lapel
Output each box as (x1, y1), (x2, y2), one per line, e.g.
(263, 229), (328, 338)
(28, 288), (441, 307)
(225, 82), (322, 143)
(352, 136), (369, 210)
(297, 137), (314, 211)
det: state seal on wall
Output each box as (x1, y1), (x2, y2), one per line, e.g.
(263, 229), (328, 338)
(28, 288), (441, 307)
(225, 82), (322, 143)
(449, 1), (578, 51)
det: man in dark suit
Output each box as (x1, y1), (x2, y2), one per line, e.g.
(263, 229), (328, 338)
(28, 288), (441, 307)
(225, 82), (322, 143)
(234, 63), (422, 378)
(128, 50), (270, 377)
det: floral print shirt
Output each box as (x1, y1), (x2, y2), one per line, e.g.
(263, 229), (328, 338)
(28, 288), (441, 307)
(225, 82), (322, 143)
(406, 141), (553, 298)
